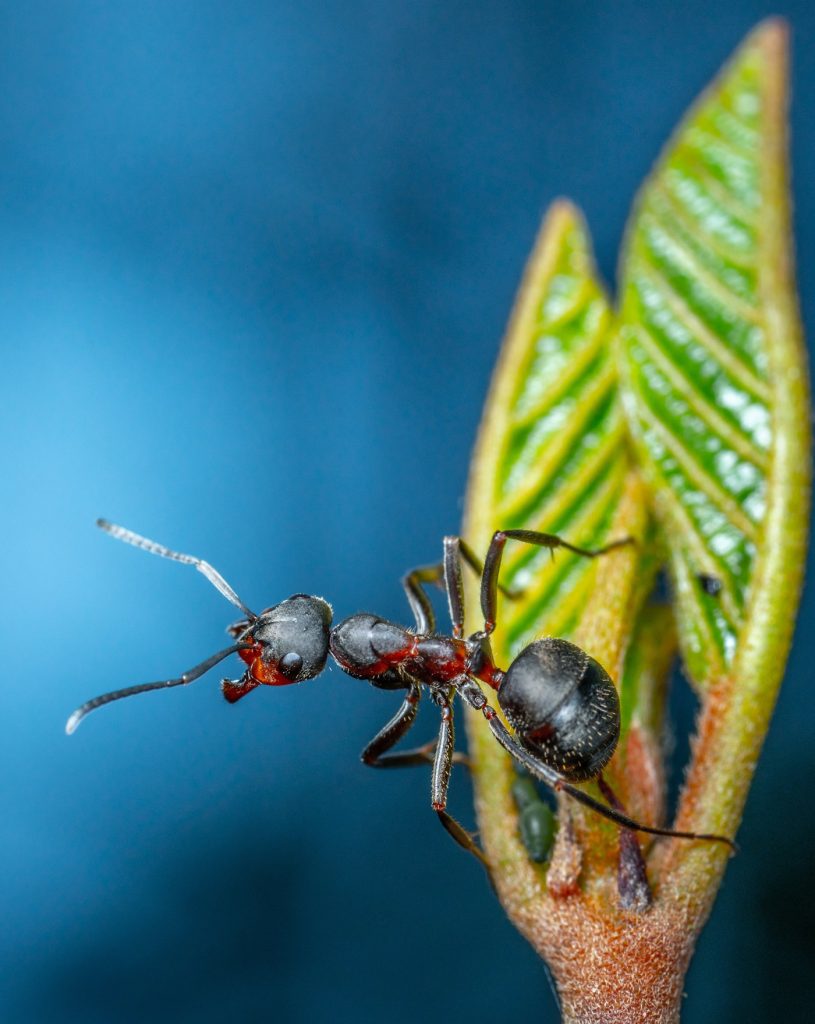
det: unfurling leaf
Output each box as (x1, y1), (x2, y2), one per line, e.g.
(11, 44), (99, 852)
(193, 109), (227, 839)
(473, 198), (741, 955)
(464, 201), (652, 876)
(617, 20), (809, 882)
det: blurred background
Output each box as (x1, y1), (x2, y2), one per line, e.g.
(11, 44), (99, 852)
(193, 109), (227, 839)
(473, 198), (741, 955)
(1, 3), (813, 1022)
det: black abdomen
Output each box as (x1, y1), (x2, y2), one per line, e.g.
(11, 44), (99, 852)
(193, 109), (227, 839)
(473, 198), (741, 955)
(498, 637), (620, 782)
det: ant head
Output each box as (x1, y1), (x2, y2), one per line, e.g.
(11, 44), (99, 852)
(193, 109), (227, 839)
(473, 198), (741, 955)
(246, 595), (333, 684)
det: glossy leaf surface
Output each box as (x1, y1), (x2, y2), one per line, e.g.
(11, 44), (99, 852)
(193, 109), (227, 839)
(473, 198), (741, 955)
(617, 24), (807, 691)
(467, 202), (642, 673)
(614, 23), (809, 902)
(465, 201), (648, 877)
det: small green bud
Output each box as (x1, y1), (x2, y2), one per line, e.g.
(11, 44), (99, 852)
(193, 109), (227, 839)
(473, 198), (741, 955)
(518, 802), (556, 863)
(511, 774), (540, 812)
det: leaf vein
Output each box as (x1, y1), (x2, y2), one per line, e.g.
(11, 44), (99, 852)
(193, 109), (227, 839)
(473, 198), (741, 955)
(633, 262), (771, 402)
(634, 398), (759, 542)
(627, 324), (769, 471)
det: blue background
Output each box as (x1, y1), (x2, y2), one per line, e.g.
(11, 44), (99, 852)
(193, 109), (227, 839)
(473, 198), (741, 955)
(1, 3), (813, 1022)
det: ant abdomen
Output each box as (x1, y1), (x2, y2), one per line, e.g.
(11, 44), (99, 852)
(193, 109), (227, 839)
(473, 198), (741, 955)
(498, 637), (620, 783)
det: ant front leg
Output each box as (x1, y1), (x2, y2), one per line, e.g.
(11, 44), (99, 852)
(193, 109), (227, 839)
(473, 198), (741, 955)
(401, 537), (485, 635)
(480, 529), (634, 633)
(361, 680), (469, 770)
(429, 688), (489, 869)
(361, 682), (431, 767)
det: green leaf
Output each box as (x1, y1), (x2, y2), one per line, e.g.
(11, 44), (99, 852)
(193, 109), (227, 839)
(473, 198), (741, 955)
(464, 200), (650, 873)
(617, 21), (809, 880)
(467, 201), (642, 670)
(459, 23), (808, 1020)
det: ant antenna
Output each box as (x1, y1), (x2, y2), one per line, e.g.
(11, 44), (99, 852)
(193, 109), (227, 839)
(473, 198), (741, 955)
(65, 643), (251, 734)
(97, 519), (257, 619)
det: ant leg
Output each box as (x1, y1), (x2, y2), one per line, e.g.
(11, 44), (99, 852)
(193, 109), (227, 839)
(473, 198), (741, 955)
(444, 536), (521, 637)
(367, 737), (470, 770)
(362, 683), (469, 769)
(402, 537), (516, 637)
(443, 539), (465, 637)
(430, 689), (490, 868)
(362, 682), (428, 767)
(401, 544), (471, 637)
(455, 678), (736, 850)
(401, 540), (516, 634)
(556, 774), (735, 849)
(401, 565), (442, 634)
(364, 684), (470, 770)
(596, 775), (652, 911)
(480, 529), (634, 633)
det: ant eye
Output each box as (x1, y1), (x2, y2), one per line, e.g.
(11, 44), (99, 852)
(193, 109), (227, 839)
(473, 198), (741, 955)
(279, 652), (303, 679)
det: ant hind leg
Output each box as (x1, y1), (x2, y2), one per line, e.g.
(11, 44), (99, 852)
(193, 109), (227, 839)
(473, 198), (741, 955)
(480, 528), (635, 633)
(454, 676), (734, 849)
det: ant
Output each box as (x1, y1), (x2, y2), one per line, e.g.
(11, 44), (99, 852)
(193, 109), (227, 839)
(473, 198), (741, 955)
(68, 520), (735, 864)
